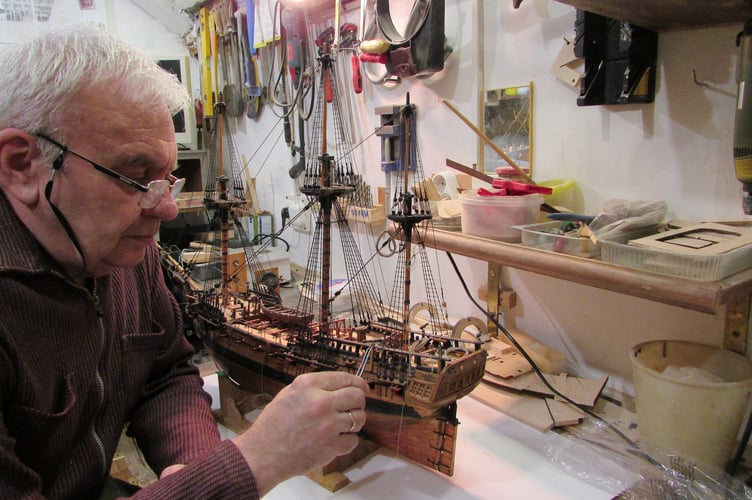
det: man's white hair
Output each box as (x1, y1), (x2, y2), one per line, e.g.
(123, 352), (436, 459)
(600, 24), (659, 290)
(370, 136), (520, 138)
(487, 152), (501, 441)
(0, 25), (190, 160)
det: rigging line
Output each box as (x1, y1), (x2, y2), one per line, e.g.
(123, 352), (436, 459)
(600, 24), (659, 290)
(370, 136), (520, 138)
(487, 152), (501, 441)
(426, 222), (449, 317)
(218, 115), (285, 199)
(222, 200), (315, 285)
(252, 127), (285, 179)
(444, 251), (666, 472)
(326, 225), (403, 307)
(355, 343), (374, 376)
(240, 115), (284, 170)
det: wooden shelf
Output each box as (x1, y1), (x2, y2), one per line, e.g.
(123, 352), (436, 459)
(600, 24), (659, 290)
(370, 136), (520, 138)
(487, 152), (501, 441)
(421, 229), (752, 316)
(553, 0), (752, 30)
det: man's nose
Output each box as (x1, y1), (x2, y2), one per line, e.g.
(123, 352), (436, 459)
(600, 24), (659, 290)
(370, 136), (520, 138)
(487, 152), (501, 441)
(142, 193), (179, 221)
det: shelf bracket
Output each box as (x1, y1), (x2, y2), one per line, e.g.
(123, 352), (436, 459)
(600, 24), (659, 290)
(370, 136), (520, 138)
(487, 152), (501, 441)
(724, 293), (750, 354)
(487, 263), (501, 337)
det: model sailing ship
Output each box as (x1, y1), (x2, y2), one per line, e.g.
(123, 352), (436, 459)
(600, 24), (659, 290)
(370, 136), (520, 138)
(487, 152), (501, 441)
(181, 31), (487, 476)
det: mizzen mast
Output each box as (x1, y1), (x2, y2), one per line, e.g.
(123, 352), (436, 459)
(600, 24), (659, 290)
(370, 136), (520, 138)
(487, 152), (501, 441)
(387, 94), (439, 349)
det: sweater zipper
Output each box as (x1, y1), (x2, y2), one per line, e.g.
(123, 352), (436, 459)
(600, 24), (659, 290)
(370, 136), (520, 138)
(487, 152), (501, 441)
(89, 280), (108, 478)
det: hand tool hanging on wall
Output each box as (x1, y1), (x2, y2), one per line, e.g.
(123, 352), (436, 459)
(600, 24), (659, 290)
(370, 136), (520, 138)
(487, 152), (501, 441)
(209, 8), (220, 112)
(235, 6), (250, 112)
(277, 6), (293, 148)
(282, 5), (312, 179)
(199, 7), (215, 129)
(340, 23), (362, 94)
(243, 0), (263, 119)
(215, 0), (243, 118)
(264, 1), (299, 153)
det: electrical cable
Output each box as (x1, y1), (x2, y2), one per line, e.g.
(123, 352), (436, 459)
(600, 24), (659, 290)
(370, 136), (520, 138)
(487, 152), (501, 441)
(444, 251), (665, 470)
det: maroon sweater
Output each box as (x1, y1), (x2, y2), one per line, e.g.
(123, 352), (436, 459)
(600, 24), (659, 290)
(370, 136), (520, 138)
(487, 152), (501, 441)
(0, 193), (258, 499)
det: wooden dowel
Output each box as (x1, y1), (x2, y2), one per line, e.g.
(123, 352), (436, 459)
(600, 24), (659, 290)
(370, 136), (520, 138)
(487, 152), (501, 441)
(442, 98), (535, 184)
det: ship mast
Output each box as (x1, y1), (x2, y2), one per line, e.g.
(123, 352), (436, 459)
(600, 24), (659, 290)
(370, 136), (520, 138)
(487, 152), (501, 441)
(388, 94), (432, 349)
(216, 102), (231, 305)
(299, 32), (354, 332)
(200, 93), (252, 305)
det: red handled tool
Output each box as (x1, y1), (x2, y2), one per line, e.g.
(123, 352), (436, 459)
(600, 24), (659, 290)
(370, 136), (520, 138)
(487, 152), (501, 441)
(351, 55), (363, 93)
(489, 179), (552, 196)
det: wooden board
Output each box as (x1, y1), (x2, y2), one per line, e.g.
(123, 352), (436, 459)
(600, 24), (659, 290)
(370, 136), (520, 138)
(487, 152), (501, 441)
(484, 371), (608, 408)
(553, 0), (752, 30)
(484, 352), (533, 378)
(484, 334), (567, 375)
(471, 381), (585, 432)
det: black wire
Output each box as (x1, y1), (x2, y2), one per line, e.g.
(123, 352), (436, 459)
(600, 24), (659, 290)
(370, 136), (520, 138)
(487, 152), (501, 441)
(444, 251), (664, 469)
(251, 233), (290, 251)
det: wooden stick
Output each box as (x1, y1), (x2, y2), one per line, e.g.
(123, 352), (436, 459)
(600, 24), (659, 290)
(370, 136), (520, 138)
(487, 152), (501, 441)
(446, 158), (494, 183)
(442, 98), (535, 184)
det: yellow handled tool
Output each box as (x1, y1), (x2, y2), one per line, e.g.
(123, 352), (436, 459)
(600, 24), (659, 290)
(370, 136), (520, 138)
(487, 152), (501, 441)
(199, 7), (214, 118)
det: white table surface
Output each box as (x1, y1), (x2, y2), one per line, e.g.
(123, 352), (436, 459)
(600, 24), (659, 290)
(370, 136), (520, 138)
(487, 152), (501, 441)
(203, 373), (635, 499)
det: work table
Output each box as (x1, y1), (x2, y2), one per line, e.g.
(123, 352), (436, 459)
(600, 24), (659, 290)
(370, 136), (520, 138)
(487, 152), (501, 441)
(204, 373), (631, 499)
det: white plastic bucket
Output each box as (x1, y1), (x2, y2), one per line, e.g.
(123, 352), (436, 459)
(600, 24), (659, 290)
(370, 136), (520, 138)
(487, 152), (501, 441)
(631, 340), (752, 470)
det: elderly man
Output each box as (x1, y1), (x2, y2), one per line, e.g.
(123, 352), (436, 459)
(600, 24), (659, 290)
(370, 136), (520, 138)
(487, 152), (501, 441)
(0, 26), (368, 499)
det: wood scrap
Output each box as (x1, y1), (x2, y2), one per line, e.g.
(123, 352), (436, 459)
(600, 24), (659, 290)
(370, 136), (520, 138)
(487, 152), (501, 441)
(414, 178), (442, 201)
(484, 351), (533, 379)
(241, 154), (260, 215)
(471, 382), (585, 432)
(484, 370), (608, 407)
(484, 333), (567, 375)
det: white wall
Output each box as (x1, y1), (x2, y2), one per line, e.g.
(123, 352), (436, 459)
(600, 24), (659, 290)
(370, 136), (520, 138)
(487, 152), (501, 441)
(100, 1), (752, 392)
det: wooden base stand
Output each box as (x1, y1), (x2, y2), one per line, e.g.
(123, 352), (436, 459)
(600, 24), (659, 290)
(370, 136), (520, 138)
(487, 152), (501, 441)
(212, 373), (272, 434)
(213, 373), (379, 492)
(306, 438), (379, 492)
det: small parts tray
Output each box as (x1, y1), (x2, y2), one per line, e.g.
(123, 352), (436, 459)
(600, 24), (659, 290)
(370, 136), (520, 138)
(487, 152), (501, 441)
(515, 221), (598, 257)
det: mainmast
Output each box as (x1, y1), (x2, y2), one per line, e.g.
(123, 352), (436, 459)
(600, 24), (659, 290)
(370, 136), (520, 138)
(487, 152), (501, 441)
(299, 30), (355, 331)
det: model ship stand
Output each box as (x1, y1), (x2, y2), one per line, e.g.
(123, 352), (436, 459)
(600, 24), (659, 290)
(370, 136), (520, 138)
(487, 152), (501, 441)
(213, 371), (378, 492)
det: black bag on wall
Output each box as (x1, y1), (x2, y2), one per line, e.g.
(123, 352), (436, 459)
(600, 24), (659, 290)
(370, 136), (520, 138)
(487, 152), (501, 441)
(376, 0), (446, 79)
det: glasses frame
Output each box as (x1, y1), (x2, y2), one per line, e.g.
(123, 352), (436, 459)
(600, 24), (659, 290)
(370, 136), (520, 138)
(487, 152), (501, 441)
(35, 133), (185, 209)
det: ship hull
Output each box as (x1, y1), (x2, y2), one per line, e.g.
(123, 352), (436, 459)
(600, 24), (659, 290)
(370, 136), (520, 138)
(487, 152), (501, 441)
(194, 313), (481, 476)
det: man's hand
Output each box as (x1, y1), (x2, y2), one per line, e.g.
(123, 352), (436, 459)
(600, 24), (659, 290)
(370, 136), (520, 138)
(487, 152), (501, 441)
(232, 371), (369, 496)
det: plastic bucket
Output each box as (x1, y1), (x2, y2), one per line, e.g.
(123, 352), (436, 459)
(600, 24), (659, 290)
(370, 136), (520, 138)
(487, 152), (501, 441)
(631, 340), (752, 470)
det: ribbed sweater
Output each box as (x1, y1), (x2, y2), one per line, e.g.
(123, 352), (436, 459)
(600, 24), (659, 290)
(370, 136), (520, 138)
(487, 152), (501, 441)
(0, 192), (258, 499)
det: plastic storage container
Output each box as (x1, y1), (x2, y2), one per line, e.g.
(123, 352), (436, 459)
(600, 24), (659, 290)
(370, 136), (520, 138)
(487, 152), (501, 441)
(459, 191), (543, 242)
(601, 237), (752, 281)
(631, 340), (752, 470)
(516, 221), (598, 257)
(516, 222), (665, 258)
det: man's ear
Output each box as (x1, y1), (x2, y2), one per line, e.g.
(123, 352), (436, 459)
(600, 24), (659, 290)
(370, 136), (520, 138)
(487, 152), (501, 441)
(0, 128), (44, 205)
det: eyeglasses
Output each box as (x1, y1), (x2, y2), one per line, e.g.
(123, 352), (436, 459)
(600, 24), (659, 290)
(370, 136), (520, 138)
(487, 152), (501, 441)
(35, 133), (185, 209)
